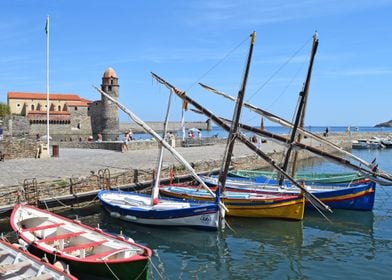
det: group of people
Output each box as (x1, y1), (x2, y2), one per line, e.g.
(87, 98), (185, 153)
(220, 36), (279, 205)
(187, 130), (202, 139)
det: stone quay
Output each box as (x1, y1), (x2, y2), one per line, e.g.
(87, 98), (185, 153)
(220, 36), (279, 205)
(0, 131), (382, 216)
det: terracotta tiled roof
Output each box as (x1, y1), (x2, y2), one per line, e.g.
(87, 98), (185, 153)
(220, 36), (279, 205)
(29, 111), (70, 115)
(28, 111), (71, 121)
(66, 100), (90, 107)
(7, 92), (92, 103)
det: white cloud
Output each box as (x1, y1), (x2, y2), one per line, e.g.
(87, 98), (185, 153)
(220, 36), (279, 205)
(185, 0), (392, 26)
(324, 67), (392, 77)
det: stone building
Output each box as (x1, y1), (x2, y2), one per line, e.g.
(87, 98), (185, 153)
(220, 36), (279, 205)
(90, 67), (120, 141)
(7, 92), (92, 139)
(4, 67), (120, 141)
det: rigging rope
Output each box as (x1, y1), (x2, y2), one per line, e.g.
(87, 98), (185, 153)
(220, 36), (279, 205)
(184, 35), (250, 93)
(265, 59), (306, 110)
(246, 35), (313, 102)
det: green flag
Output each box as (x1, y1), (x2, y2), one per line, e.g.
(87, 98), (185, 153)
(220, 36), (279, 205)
(45, 17), (49, 34)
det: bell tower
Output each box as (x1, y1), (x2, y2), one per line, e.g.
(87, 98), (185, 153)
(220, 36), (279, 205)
(101, 67), (120, 141)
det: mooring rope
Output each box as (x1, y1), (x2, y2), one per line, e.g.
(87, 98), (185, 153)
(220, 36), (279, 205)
(102, 259), (120, 280)
(148, 257), (165, 280)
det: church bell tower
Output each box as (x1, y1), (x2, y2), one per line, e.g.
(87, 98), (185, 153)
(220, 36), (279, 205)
(101, 67), (120, 141)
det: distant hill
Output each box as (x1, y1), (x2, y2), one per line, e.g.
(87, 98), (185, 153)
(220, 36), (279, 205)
(375, 120), (392, 127)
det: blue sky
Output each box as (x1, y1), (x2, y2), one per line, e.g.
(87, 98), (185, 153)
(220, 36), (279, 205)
(1, 0), (391, 126)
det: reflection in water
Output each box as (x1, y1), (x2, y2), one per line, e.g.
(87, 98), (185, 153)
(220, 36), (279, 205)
(0, 200), (389, 279)
(1, 148), (392, 278)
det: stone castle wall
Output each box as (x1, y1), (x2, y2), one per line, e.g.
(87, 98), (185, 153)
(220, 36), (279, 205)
(0, 136), (38, 160)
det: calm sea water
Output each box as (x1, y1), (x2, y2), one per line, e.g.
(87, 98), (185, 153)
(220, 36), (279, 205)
(1, 148), (392, 279)
(133, 126), (392, 140)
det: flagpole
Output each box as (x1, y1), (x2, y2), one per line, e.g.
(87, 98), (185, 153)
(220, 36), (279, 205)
(46, 15), (50, 155)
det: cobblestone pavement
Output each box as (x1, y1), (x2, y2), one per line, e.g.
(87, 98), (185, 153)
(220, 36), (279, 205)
(0, 141), (283, 187)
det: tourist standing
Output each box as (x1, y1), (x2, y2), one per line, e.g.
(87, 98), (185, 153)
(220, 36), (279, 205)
(169, 132), (176, 148)
(122, 131), (130, 152)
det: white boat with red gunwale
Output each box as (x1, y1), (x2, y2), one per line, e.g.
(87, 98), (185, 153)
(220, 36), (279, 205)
(10, 204), (152, 280)
(0, 238), (77, 280)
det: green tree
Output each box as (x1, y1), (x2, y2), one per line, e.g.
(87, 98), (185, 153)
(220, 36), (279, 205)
(0, 102), (10, 118)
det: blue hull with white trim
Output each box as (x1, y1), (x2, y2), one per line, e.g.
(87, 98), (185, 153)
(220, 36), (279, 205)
(98, 190), (220, 230)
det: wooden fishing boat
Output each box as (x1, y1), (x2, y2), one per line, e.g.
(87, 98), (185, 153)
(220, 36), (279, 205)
(228, 170), (367, 185)
(95, 83), (223, 231)
(151, 32), (329, 216)
(160, 185), (305, 220)
(98, 190), (220, 230)
(200, 176), (376, 211)
(10, 204), (152, 280)
(0, 238), (77, 280)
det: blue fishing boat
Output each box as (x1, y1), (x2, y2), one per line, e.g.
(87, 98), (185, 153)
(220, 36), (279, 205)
(98, 190), (220, 230)
(95, 86), (223, 231)
(201, 175), (376, 211)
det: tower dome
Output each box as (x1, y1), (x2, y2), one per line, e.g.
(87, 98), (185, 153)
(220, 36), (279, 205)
(100, 67), (119, 141)
(103, 67), (118, 78)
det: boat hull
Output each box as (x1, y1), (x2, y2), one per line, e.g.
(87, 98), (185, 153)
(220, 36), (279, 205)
(309, 183), (375, 211)
(160, 186), (305, 221)
(99, 190), (220, 230)
(0, 239), (77, 280)
(10, 204), (152, 280)
(202, 176), (376, 211)
(228, 170), (367, 185)
(26, 245), (149, 280)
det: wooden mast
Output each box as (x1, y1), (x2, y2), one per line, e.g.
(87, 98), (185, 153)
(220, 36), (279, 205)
(218, 31), (256, 195)
(93, 86), (228, 213)
(151, 89), (173, 205)
(278, 32), (319, 185)
(150, 73), (332, 212)
(290, 33), (318, 177)
(224, 119), (392, 185)
(199, 80), (392, 183)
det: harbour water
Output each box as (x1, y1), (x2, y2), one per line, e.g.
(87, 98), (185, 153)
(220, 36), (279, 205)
(132, 125), (392, 140)
(1, 148), (392, 279)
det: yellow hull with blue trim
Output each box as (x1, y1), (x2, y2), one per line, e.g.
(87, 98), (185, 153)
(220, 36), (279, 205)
(160, 185), (305, 221)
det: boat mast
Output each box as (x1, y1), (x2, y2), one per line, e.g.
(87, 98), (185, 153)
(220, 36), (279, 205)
(226, 119), (392, 185)
(93, 86), (228, 213)
(278, 32), (319, 185)
(150, 73), (332, 212)
(218, 31), (256, 194)
(197, 85), (378, 172)
(199, 83), (392, 184)
(151, 89), (173, 205)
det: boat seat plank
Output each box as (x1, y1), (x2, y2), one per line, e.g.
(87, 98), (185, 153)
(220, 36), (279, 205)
(22, 223), (65, 232)
(0, 260), (32, 274)
(28, 273), (54, 280)
(0, 250), (9, 257)
(82, 247), (127, 260)
(38, 231), (85, 243)
(62, 240), (107, 253)
(28, 274), (54, 280)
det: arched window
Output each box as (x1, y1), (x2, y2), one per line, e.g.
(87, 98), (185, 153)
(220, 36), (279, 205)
(58, 105), (61, 111)
(31, 104), (35, 111)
